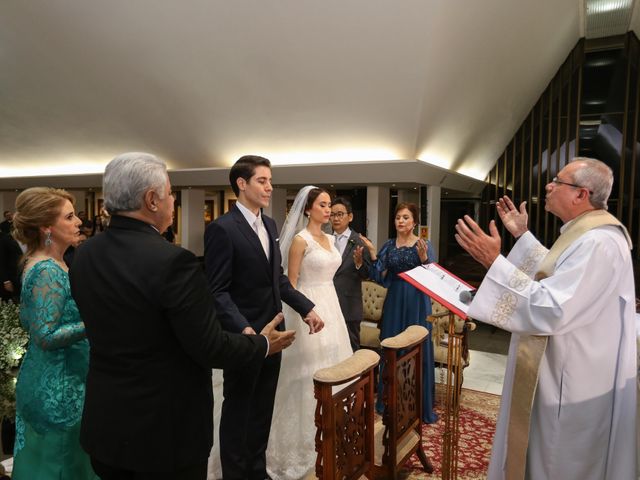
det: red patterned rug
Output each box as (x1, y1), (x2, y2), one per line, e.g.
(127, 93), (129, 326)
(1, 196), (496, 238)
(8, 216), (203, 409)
(403, 387), (500, 480)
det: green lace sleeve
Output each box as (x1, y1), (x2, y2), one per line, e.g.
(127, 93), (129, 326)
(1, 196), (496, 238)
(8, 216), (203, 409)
(21, 261), (86, 350)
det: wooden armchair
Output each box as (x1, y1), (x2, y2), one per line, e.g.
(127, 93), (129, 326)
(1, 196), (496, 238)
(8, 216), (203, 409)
(310, 349), (380, 480)
(360, 280), (387, 350)
(374, 325), (433, 479)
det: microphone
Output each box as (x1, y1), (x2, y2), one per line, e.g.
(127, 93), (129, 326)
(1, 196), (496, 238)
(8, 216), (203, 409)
(459, 290), (477, 304)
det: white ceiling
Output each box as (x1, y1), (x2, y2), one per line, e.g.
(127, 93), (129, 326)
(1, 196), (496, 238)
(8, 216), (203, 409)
(0, 0), (629, 187)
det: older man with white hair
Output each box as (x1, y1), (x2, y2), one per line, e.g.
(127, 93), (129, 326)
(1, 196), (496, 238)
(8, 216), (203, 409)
(455, 157), (636, 480)
(70, 152), (295, 480)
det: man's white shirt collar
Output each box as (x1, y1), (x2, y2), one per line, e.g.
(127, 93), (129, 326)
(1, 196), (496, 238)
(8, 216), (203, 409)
(236, 200), (261, 226)
(334, 227), (351, 239)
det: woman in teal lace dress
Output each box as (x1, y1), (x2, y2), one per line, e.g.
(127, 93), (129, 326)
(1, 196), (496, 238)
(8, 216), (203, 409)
(361, 202), (438, 423)
(11, 187), (98, 479)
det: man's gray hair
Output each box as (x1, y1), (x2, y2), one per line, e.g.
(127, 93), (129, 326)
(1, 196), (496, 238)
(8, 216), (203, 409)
(570, 157), (613, 210)
(103, 152), (168, 214)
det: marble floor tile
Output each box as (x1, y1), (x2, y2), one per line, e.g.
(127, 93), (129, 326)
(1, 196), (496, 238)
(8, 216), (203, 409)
(460, 349), (507, 395)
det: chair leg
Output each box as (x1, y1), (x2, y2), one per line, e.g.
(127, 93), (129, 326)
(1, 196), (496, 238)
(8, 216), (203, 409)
(416, 445), (434, 473)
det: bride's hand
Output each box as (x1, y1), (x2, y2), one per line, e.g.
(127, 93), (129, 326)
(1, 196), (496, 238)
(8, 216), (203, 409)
(303, 309), (324, 334)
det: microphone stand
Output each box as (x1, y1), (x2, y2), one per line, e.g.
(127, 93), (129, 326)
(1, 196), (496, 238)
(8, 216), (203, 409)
(430, 308), (463, 480)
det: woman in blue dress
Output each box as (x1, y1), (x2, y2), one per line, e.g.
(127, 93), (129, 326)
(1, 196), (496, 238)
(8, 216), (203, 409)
(11, 187), (98, 479)
(361, 202), (438, 423)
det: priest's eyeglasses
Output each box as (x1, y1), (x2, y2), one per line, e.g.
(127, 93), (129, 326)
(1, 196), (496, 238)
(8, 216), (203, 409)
(330, 212), (346, 219)
(551, 176), (593, 195)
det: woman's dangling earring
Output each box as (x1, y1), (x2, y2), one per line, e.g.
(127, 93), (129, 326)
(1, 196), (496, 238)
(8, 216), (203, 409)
(44, 231), (52, 247)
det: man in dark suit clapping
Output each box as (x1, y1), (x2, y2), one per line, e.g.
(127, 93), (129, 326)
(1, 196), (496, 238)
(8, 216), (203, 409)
(70, 152), (295, 480)
(204, 155), (323, 480)
(331, 197), (371, 351)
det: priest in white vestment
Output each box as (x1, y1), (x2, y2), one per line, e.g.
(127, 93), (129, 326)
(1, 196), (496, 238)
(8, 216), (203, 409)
(455, 157), (637, 480)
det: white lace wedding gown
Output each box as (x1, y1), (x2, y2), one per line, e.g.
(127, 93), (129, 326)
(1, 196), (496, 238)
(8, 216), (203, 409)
(266, 229), (354, 480)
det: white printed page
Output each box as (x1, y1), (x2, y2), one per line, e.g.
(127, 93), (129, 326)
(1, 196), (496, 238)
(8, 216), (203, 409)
(399, 263), (475, 318)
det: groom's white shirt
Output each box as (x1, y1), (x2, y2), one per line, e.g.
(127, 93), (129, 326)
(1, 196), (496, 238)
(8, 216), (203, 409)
(236, 199), (270, 259)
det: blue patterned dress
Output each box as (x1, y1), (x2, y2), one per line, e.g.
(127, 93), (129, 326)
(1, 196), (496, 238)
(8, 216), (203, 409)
(370, 239), (438, 423)
(13, 259), (98, 479)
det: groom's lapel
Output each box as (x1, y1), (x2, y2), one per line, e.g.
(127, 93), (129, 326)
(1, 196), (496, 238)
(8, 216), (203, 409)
(263, 216), (279, 268)
(231, 207), (271, 272)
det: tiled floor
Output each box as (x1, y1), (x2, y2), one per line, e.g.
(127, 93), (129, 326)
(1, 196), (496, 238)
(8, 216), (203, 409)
(459, 322), (510, 395)
(461, 350), (507, 395)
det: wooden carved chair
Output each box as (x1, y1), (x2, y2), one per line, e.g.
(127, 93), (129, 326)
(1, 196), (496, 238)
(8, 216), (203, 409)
(309, 349), (380, 480)
(374, 325), (433, 479)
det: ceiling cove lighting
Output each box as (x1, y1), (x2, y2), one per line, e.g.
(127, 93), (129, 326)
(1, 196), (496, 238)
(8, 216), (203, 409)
(232, 148), (401, 166)
(0, 153), (177, 178)
(417, 153), (452, 170)
(0, 162), (107, 178)
(457, 166), (487, 180)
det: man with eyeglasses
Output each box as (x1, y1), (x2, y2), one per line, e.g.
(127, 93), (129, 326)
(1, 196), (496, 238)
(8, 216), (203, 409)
(455, 157), (636, 480)
(331, 197), (371, 351)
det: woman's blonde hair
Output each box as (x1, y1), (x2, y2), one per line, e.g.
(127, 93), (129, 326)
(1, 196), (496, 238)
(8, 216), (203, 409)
(12, 187), (75, 257)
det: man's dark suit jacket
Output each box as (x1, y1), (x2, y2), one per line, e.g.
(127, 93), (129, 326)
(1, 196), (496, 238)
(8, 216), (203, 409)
(0, 232), (22, 302)
(69, 215), (267, 472)
(333, 230), (371, 349)
(0, 220), (11, 235)
(204, 205), (314, 332)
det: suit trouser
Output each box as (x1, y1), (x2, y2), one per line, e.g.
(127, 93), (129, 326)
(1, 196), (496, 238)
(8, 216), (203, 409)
(220, 351), (281, 480)
(345, 320), (361, 352)
(90, 457), (207, 480)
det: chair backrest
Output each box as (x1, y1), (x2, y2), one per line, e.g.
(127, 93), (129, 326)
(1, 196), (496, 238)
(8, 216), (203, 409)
(375, 325), (433, 479)
(311, 349), (380, 480)
(360, 280), (387, 349)
(362, 280), (387, 322)
(429, 300), (475, 367)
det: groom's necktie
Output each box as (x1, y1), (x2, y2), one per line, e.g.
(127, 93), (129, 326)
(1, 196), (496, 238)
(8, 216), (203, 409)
(253, 217), (270, 259)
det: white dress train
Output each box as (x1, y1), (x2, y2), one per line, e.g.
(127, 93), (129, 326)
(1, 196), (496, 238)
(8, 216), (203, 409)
(266, 229), (353, 480)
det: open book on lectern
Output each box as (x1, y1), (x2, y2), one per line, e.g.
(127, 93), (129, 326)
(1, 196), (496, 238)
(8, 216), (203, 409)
(398, 263), (476, 320)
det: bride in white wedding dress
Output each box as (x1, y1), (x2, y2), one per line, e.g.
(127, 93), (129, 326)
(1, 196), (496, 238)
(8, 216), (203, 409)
(266, 186), (353, 480)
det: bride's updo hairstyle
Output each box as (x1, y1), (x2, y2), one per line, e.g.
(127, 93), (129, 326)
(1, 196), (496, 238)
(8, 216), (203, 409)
(304, 187), (329, 216)
(12, 187), (75, 257)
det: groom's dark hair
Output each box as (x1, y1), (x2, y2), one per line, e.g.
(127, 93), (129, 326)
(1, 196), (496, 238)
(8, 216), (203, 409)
(229, 155), (271, 196)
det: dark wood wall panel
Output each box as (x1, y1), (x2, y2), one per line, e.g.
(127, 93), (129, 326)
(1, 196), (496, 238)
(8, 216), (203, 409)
(480, 35), (638, 294)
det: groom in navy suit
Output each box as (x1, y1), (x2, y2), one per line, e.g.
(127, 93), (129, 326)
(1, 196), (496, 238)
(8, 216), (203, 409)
(204, 155), (324, 480)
